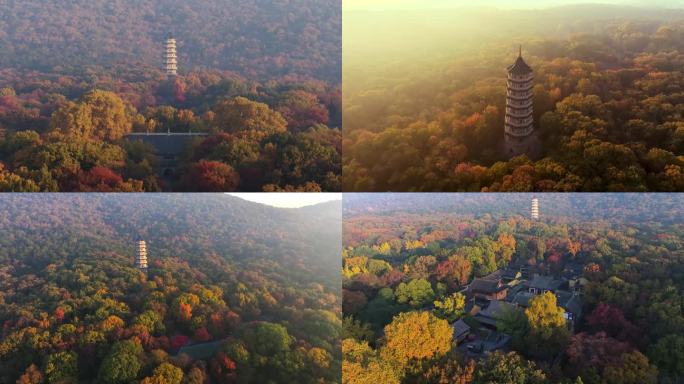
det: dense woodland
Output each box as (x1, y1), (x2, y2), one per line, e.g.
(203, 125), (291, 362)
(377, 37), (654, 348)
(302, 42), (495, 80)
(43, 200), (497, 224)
(342, 194), (684, 383)
(0, 0), (341, 192)
(0, 0), (340, 82)
(0, 194), (342, 383)
(343, 5), (684, 191)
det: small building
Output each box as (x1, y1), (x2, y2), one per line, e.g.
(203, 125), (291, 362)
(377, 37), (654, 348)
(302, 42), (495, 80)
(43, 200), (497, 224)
(452, 319), (471, 344)
(474, 300), (521, 330)
(501, 268), (523, 284)
(556, 291), (583, 324)
(527, 274), (562, 295)
(125, 132), (209, 177)
(509, 291), (535, 308)
(469, 278), (509, 301)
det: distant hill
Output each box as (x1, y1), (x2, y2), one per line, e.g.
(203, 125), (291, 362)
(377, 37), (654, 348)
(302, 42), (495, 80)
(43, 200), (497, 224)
(343, 193), (684, 223)
(0, 194), (342, 275)
(0, 0), (341, 82)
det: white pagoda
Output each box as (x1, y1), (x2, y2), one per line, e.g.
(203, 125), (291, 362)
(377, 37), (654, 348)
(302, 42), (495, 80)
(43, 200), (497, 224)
(163, 34), (178, 76)
(135, 240), (148, 271)
(531, 198), (540, 220)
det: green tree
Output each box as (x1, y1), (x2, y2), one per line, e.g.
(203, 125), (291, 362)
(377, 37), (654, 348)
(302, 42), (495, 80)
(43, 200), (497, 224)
(395, 279), (434, 307)
(496, 305), (529, 351)
(473, 351), (547, 384)
(649, 334), (684, 380)
(44, 351), (77, 384)
(97, 340), (143, 384)
(602, 351), (658, 384)
(242, 322), (292, 357)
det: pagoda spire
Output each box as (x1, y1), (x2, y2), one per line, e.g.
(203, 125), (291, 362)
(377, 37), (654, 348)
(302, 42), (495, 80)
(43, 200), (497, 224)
(519, 44), (522, 57)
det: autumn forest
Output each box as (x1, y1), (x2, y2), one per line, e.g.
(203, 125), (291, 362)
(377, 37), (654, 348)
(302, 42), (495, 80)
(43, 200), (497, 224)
(342, 193), (684, 384)
(0, 0), (341, 192)
(3, 0), (684, 383)
(343, 4), (684, 191)
(0, 194), (342, 383)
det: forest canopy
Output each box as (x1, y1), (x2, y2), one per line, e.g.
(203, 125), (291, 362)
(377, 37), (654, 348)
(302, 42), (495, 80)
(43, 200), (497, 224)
(0, 0), (340, 82)
(0, 0), (341, 192)
(342, 193), (684, 384)
(0, 194), (342, 384)
(343, 4), (684, 191)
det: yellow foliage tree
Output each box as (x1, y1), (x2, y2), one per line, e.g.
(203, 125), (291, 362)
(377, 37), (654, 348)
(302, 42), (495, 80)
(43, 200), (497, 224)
(525, 292), (566, 336)
(342, 338), (400, 384)
(380, 311), (453, 370)
(525, 292), (569, 355)
(343, 256), (368, 278)
(51, 90), (133, 142)
(210, 96), (287, 140)
(405, 240), (424, 250)
(100, 315), (125, 333)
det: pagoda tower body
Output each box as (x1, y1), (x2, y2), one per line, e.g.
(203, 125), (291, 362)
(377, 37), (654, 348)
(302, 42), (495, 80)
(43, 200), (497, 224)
(531, 198), (540, 220)
(504, 47), (538, 158)
(135, 240), (148, 271)
(163, 34), (178, 77)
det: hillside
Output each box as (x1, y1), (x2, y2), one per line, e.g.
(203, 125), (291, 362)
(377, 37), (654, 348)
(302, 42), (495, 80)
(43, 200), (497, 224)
(0, 194), (341, 383)
(343, 193), (683, 223)
(0, 0), (341, 82)
(343, 4), (684, 192)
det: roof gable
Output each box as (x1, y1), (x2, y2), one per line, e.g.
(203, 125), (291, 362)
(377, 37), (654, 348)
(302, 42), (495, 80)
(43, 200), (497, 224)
(507, 56), (533, 75)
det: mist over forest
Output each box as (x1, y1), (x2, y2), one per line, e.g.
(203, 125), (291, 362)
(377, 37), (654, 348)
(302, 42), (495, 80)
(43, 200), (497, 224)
(343, 3), (684, 192)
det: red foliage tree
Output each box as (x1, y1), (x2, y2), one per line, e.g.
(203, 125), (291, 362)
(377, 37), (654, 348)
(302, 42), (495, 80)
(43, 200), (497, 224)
(435, 256), (472, 290)
(196, 133), (233, 158)
(586, 303), (640, 341)
(171, 334), (190, 350)
(53, 307), (65, 323)
(180, 160), (240, 192)
(77, 166), (124, 191)
(276, 90), (329, 131)
(380, 269), (405, 288)
(566, 332), (633, 375)
(342, 289), (367, 315)
(194, 327), (212, 342)
(174, 78), (187, 103)
(210, 352), (237, 383)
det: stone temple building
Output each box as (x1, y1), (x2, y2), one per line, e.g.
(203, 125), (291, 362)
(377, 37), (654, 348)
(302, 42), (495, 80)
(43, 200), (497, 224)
(504, 47), (539, 158)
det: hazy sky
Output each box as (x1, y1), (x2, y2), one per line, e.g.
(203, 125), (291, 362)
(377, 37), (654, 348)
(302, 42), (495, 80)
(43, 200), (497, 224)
(228, 193), (342, 208)
(344, 0), (682, 10)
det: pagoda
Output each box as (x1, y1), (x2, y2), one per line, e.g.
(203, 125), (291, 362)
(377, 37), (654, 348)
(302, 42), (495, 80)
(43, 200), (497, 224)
(504, 46), (538, 158)
(163, 33), (178, 77)
(135, 239), (148, 271)
(531, 198), (540, 220)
